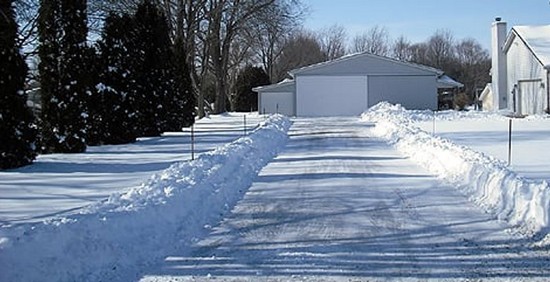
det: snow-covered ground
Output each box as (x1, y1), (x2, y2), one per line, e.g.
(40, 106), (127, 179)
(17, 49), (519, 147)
(0, 113), (263, 224)
(362, 103), (550, 244)
(2, 107), (550, 281)
(140, 117), (550, 281)
(0, 114), (290, 282)
(416, 113), (550, 182)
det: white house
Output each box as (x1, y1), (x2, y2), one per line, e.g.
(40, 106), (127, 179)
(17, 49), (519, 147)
(253, 52), (462, 117)
(484, 18), (550, 115)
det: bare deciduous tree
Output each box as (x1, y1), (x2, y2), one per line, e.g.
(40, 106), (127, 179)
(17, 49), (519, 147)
(392, 35), (412, 61)
(273, 30), (325, 82)
(425, 29), (455, 70)
(350, 25), (390, 56)
(204, 0), (282, 114)
(455, 38), (491, 98)
(408, 42), (429, 65)
(246, 0), (306, 83)
(317, 24), (347, 60)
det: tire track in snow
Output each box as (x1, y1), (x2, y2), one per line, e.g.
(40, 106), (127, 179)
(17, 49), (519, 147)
(140, 117), (550, 282)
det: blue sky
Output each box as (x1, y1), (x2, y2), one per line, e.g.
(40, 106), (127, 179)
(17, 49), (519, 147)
(302, 0), (550, 50)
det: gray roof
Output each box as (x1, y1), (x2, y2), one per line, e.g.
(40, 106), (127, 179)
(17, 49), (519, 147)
(437, 75), (464, 88)
(252, 79), (294, 93)
(289, 52), (444, 76)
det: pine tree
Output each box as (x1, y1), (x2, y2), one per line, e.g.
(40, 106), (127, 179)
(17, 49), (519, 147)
(233, 66), (270, 112)
(163, 38), (195, 131)
(179, 57), (196, 128)
(0, 0), (38, 169)
(38, 0), (90, 153)
(85, 45), (105, 146)
(94, 12), (138, 144)
(133, 0), (168, 137)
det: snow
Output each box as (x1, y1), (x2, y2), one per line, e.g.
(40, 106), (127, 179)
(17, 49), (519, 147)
(416, 116), (550, 183)
(512, 25), (550, 66)
(140, 116), (550, 281)
(3, 105), (550, 281)
(0, 114), (290, 282)
(0, 113), (264, 224)
(362, 102), (550, 244)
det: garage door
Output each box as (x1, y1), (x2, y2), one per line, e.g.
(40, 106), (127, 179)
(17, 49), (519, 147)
(296, 76), (368, 116)
(260, 92), (294, 116)
(368, 75), (436, 110)
(518, 80), (544, 115)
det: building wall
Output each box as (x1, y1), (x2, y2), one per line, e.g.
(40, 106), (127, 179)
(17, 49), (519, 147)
(367, 75), (437, 110)
(258, 91), (294, 116)
(295, 74), (437, 117)
(480, 84), (494, 111)
(296, 75), (368, 116)
(506, 36), (548, 114)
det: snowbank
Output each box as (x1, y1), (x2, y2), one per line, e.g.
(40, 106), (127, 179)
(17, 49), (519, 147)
(405, 108), (509, 122)
(406, 107), (548, 122)
(0, 115), (291, 282)
(362, 103), (550, 244)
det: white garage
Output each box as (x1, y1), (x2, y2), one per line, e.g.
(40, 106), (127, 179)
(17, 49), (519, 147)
(254, 52), (461, 117)
(254, 79), (295, 116)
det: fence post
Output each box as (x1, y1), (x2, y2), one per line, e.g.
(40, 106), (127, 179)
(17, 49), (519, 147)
(508, 119), (512, 166)
(191, 124), (195, 161)
(244, 115), (247, 136)
(433, 110), (436, 135)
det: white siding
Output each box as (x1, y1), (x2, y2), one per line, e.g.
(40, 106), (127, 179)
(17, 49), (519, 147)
(296, 76), (368, 116)
(506, 37), (548, 114)
(367, 75), (437, 110)
(517, 80), (545, 115)
(259, 92), (294, 116)
(480, 84), (494, 111)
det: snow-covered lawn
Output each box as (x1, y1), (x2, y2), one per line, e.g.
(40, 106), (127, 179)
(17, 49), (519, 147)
(362, 103), (550, 244)
(0, 114), (290, 282)
(0, 113), (263, 224)
(416, 114), (550, 182)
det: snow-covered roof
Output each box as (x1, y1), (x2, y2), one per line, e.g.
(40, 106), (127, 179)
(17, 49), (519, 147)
(437, 75), (463, 89)
(289, 52), (444, 76)
(505, 25), (550, 67)
(478, 83), (492, 101)
(252, 78), (295, 93)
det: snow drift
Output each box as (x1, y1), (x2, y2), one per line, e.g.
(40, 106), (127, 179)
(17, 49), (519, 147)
(362, 103), (550, 244)
(0, 115), (291, 282)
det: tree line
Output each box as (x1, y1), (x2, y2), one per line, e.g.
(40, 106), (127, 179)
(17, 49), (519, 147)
(2, 0), (490, 170)
(278, 25), (491, 104)
(2, 0), (197, 169)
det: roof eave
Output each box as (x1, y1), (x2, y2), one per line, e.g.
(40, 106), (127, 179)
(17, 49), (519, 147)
(503, 29), (517, 53)
(252, 80), (295, 92)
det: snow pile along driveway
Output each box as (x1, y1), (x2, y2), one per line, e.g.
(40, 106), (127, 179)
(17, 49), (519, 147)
(0, 115), (291, 282)
(362, 102), (550, 244)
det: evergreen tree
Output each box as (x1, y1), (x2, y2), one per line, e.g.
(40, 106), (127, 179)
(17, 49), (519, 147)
(94, 13), (138, 144)
(133, 0), (170, 137)
(85, 45), (105, 146)
(233, 66), (270, 112)
(38, 0), (90, 153)
(163, 38), (195, 131)
(0, 0), (38, 169)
